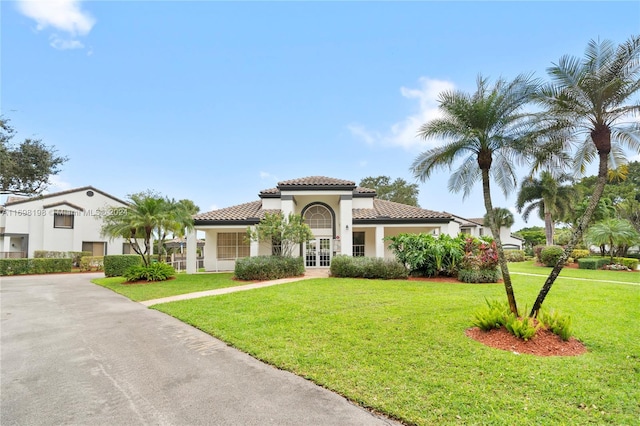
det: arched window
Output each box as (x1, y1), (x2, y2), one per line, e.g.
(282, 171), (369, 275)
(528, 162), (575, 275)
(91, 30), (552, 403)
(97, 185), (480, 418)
(304, 205), (332, 229)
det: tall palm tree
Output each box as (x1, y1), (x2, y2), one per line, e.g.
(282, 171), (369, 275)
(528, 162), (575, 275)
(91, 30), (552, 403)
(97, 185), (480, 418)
(516, 171), (575, 245)
(411, 74), (540, 315)
(530, 35), (640, 317)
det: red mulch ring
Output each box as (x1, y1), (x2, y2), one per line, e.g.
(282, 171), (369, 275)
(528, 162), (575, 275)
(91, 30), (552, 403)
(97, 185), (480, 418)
(466, 326), (587, 357)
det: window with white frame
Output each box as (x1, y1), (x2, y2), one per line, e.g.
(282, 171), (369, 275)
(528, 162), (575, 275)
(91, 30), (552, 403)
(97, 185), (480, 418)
(304, 205), (331, 229)
(217, 232), (250, 260)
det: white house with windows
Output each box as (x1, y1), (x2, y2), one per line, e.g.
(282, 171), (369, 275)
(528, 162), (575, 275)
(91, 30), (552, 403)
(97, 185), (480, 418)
(450, 214), (524, 250)
(185, 176), (522, 273)
(0, 186), (129, 258)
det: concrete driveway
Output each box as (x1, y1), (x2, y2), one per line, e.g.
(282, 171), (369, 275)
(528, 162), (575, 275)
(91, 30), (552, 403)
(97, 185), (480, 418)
(1, 273), (399, 426)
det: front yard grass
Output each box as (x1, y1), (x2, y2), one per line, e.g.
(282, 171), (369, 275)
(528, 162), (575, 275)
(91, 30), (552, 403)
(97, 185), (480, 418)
(153, 274), (639, 425)
(91, 272), (238, 301)
(509, 260), (640, 284)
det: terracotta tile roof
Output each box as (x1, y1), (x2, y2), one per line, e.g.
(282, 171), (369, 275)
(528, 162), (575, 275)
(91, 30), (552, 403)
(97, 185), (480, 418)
(354, 186), (376, 194)
(353, 199), (451, 221)
(277, 176), (356, 187)
(194, 201), (282, 223)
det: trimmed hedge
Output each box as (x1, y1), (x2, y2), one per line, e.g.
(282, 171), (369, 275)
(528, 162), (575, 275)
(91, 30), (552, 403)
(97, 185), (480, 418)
(0, 258), (73, 275)
(614, 257), (639, 270)
(104, 255), (143, 277)
(235, 256), (305, 281)
(570, 249), (591, 261)
(33, 250), (91, 267)
(330, 255), (408, 279)
(80, 256), (104, 272)
(578, 257), (612, 270)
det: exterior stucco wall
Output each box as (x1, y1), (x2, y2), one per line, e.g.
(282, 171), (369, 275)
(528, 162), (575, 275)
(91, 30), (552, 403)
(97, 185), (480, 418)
(1, 189), (128, 257)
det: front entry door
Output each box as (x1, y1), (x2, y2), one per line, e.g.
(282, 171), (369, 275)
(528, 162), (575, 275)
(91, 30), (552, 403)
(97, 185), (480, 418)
(305, 238), (331, 267)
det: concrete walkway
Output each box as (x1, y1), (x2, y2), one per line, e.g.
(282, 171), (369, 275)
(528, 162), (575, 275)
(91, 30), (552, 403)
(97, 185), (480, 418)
(141, 268), (330, 307)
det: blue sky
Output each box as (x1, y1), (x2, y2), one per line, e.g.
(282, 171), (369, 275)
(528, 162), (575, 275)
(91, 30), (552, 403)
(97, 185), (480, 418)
(2, 0), (639, 231)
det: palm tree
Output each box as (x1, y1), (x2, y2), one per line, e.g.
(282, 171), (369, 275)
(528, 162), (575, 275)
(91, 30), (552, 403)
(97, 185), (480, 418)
(516, 171), (575, 245)
(484, 207), (515, 229)
(101, 192), (194, 266)
(586, 218), (640, 263)
(411, 74), (540, 315)
(530, 35), (640, 317)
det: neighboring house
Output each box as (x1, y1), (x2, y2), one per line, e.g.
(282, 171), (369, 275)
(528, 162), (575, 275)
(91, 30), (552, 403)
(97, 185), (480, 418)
(450, 214), (524, 250)
(0, 186), (129, 258)
(186, 176), (521, 273)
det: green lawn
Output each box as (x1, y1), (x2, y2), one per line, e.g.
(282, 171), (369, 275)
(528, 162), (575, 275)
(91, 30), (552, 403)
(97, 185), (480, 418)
(509, 260), (640, 284)
(153, 272), (640, 425)
(91, 272), (239, 301)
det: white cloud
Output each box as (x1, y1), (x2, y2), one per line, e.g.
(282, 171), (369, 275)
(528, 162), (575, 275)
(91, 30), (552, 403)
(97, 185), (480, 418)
(17, 0), (95, 49)
(208, 204), (219, 212)
(349, 77), (456, 151)
(49, 34), (84, 50)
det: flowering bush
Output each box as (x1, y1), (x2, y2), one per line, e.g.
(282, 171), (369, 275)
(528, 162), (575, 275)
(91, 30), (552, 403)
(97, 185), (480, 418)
(458, 237), (501, 283)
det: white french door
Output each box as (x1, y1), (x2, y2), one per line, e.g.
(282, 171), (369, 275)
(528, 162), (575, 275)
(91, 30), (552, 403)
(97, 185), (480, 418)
(305, 238), (331, 267)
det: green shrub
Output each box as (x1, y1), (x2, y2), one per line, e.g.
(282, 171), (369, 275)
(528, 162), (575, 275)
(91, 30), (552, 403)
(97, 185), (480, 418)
(79, 256), (104, 272)
(570, 249), (590, 261)
(540, 245), (564, 267)
(0, 258), (72, 275)
(330, 255), (408, 279)
(505, 315), (538, 341)
(457, 267), (501, 283)
(504, 250), (526, 262)
(0, 258), (30, 275)
(613, 257), (639, 270)
(533, 245), (546, 263)
(385, 233), (464, 277)
(104, 255), (143, 277)
(577, 257), (611, 270)
(30, 258), (73, 274)
(471, 300), (510, 331)
(235, 256), (305, 281)
(538, 309), (573, 341)
(124, 262), (176, 282)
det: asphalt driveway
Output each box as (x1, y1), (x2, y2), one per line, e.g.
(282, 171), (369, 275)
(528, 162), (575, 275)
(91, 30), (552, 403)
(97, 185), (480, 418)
(1, 273), (399, 425)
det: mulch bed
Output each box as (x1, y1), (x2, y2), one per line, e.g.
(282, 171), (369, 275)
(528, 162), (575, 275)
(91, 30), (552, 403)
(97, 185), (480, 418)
(466, 326), (587, 356)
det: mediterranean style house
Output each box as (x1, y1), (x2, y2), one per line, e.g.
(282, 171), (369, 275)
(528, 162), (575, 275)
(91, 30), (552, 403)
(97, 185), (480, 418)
(185, 176), (523, 273)
(0, 186), (129, 258)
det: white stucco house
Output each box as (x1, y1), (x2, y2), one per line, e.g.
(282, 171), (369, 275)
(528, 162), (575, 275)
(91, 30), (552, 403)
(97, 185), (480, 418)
(185, 176), (523, 273)
(0, 186), (129, 258)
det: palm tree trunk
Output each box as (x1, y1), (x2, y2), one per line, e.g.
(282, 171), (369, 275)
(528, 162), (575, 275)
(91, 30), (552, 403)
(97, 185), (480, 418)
(544, 207), (554, 245)
(529, 151), (608, 317)
(481, 170), (518, 315)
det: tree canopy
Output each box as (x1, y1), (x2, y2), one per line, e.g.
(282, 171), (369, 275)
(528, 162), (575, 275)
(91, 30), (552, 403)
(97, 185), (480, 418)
(0, 118), (68, 196)
(359, 176), (420, 206)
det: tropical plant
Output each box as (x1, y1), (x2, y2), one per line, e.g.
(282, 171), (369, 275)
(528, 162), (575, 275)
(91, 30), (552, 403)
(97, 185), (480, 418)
(483, 207), (515, 229)
(385, 233), (464, 277)
(246, 212), (313, 257)
(101, 192), (194, 267)
(411, 74), (541, 314)
(530, 35), (640, 317)
(585, 218), (640, 262)
(516, 171), (576, 245)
